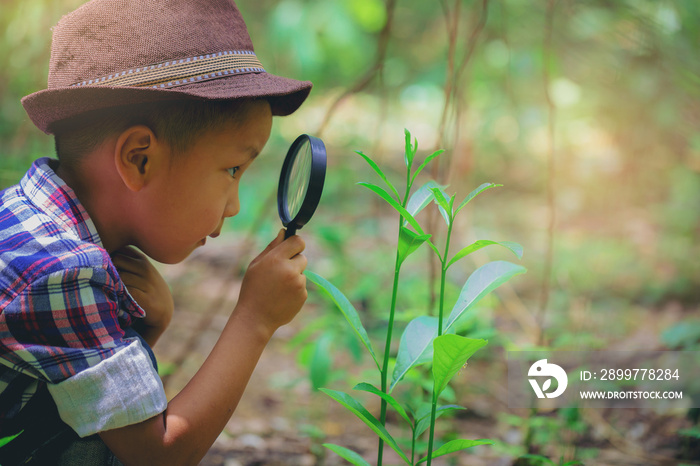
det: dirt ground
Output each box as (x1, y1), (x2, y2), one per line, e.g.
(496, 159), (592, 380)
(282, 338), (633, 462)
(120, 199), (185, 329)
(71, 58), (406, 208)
(151, 235), (700, 466)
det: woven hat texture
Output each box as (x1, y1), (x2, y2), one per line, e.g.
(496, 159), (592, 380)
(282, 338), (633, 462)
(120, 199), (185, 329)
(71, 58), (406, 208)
(22, 0), (312, 134)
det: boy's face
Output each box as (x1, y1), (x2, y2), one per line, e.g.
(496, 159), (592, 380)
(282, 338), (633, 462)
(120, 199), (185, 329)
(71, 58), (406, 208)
(136, 100), (272, 264)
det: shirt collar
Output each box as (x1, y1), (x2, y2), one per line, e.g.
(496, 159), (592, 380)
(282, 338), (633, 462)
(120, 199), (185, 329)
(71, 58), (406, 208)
(20, 157), (103, 248)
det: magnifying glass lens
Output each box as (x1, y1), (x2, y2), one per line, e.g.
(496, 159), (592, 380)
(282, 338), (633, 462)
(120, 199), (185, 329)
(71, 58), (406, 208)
(278, 134), (326, 239)
(286, 140), (312, 218)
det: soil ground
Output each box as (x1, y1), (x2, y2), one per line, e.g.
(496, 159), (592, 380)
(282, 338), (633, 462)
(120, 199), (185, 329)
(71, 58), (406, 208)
(152, 235), (700, 466)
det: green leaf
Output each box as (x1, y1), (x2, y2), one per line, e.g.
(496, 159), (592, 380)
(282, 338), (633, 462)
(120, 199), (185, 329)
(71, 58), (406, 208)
(390, 316), (457, 392)
(0, 431), (23, 448)
(410, 149), (445, 186)
(406, 181), (443, 218)
(445, 261), (527, 331)
(353, 382), (411, 425)
(455, 183), (501, 214)
(320, 388), (411, 464)
(323, 444), (371, 466)
(418, 439), (494, 463)
(414, 405), (465, 437)
(432, 335), (487, 397)
(310, 332), (333, 390)
(447, 240), (524, 268)
(404, 128), (417, 168)
(430, 187), (452, 225)
(390, 316), (437, 392)
(305, 271), (380, 370)
(398, 226), (431, 265)
(358, 182), (425, 234)
(356, 150), (401, 202)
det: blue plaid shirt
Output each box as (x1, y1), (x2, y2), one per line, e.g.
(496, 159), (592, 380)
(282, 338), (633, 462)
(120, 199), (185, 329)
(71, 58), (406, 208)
(0, 158), (167, 437)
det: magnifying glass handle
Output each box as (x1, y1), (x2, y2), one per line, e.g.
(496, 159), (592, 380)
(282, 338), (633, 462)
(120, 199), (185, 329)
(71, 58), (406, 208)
(284, 227), (297, 239)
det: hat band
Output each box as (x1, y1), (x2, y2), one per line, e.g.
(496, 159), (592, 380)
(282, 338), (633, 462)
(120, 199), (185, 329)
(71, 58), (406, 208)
(69, 51), (265, 89)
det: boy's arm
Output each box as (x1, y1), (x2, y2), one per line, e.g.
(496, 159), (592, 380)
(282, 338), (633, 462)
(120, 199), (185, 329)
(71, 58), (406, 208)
(99, 231), (307, 466)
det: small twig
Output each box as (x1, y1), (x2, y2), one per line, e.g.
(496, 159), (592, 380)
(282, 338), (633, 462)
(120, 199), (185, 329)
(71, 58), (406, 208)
(316, 0), (397, 138)
(427, 0), (489, 312)
(537, 0), (557, 348)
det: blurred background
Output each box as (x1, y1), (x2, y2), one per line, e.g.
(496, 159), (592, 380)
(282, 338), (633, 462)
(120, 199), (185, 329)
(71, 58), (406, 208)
(2, 0), (699, 464)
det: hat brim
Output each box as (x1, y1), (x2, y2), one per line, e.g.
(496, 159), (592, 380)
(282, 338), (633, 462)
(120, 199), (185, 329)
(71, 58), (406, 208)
(22, 72), (312, 134)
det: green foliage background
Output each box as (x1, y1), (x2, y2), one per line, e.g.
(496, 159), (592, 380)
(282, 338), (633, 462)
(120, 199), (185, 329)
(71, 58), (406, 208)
(2, 0), (698, 309)
(1, 0), (699, 461)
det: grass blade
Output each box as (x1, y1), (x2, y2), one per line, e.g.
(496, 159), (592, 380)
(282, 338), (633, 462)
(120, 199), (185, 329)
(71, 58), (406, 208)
(0, 431), (23, 448)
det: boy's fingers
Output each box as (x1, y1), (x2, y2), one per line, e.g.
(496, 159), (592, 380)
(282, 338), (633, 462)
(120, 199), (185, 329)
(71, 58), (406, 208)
(277, 234), (305, 259)
(289, 252), (307, 272)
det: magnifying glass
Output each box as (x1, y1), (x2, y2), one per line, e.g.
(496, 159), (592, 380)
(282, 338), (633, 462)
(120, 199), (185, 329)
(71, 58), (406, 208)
(278, 134), (326, 239)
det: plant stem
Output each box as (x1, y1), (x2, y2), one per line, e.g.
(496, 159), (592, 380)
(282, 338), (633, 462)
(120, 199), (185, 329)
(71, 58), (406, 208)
(379, 144), (414, 466)
(438, 229), (452, 336)
(378, 245), (402, 466)
(411, 428), (417, 464)
(426, 222), (452, 466)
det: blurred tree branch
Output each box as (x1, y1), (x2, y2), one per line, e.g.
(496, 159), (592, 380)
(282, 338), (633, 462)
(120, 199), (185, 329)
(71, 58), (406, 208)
(316, 0), (397, 138)
(427, 0), (490, 313)
(537, 0), (558, 348)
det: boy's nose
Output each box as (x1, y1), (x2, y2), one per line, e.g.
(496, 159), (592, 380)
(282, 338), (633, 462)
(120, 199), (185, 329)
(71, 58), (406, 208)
(224, 188), (240, 218)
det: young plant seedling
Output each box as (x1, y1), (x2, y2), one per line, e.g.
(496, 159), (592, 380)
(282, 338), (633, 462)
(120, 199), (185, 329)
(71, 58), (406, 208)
(306, 129), (526, 465)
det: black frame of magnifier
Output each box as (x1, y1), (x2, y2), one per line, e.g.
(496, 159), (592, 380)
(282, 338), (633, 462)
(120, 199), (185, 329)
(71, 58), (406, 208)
(277, 134), (326, 238)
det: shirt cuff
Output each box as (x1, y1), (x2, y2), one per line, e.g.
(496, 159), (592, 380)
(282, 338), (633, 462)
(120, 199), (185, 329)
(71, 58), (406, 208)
(47, 338), (168, 437)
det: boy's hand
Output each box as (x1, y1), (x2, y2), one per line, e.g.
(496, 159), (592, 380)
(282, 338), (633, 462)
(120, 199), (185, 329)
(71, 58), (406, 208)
(112, 246), (174, 346)
(237, 230), (307, 336)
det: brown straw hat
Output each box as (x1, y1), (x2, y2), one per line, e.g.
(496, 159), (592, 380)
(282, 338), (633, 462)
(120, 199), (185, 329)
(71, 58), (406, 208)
(22, 0), (312, 134)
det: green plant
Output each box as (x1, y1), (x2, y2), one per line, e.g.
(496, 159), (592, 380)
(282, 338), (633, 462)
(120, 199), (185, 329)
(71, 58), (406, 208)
(306, 129), (526, 465)
(0, 430), (23, 448)
(517, 454), (585, 466)
(499, 407), (592, 465)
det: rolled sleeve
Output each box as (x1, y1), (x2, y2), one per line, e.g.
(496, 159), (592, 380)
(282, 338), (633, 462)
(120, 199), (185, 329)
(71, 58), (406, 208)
(47, 338), (167, 437)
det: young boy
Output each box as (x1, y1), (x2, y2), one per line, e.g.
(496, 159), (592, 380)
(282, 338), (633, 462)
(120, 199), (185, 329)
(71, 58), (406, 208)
(0, 0), (312, 464)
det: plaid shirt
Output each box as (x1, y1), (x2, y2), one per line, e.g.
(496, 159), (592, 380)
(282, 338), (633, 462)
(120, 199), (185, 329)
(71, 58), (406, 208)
(0, 158), (166, 436)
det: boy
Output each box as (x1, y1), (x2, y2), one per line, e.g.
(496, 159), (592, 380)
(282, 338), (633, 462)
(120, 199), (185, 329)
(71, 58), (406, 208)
(0, 0), (312, 464)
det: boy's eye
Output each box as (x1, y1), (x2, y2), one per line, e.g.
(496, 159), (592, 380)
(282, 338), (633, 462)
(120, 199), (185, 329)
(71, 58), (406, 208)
(227, 167), (240, 177)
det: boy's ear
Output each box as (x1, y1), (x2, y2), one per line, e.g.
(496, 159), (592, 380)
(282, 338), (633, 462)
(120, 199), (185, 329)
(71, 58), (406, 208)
(114, 125), (162, 192)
